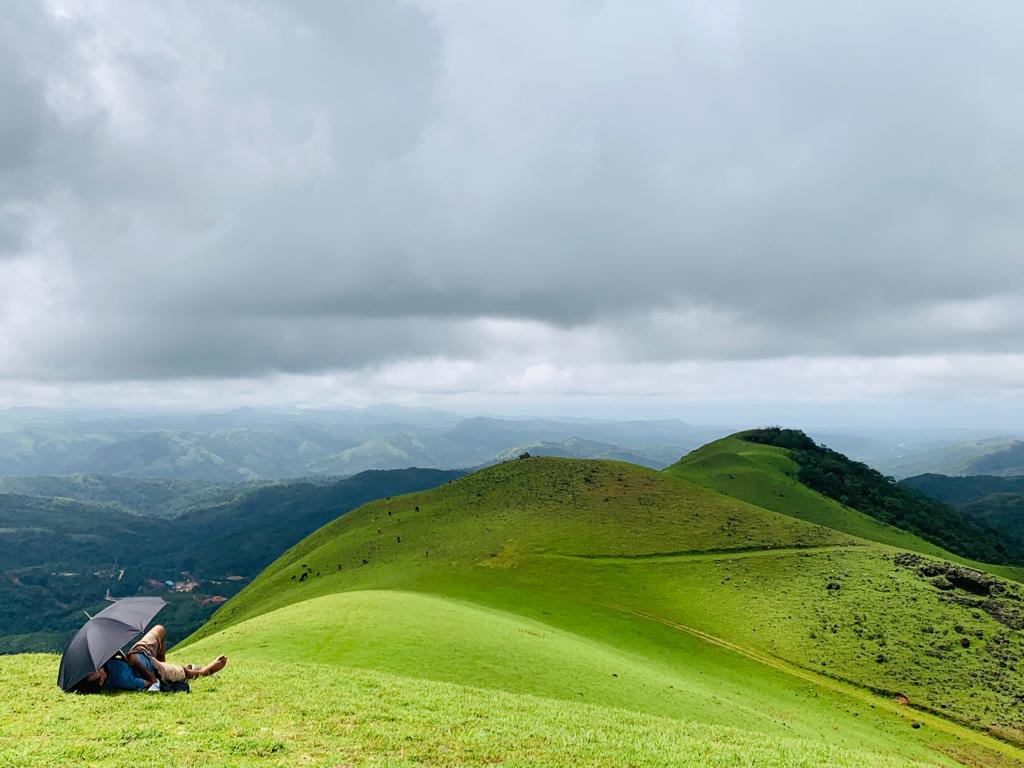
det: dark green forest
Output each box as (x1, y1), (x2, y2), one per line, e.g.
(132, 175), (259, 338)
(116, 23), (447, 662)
(0, 468), (461, 652)
(901, 473), (1024, 541)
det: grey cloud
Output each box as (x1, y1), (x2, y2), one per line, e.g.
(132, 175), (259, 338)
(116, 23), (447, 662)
(18, 314), (482, 381)
(2, 1), (1024, 381)
(0, 3), (74, 257)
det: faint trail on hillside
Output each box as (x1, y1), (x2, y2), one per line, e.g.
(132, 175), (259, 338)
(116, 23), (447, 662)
(607, 604), (1024, 764)
(550, 544), (862, 563)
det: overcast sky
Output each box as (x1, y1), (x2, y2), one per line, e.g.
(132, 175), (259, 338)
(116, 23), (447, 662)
(1, 1), (1023, 425)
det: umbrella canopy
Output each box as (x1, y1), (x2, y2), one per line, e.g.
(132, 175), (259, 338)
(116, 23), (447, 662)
(57, 596), (166, 692)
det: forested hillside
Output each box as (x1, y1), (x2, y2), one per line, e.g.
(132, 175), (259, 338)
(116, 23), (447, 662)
(902, 473), (1024, 541)
(0, 468), (460, 652)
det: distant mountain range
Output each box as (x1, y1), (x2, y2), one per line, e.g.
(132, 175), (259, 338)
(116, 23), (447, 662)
(2, 406), (1022, 482)
(0, 407), (722, 480)
(877, 438), (1024, 478)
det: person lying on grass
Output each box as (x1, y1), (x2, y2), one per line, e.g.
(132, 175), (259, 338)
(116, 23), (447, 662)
(72, 624), (228, 693)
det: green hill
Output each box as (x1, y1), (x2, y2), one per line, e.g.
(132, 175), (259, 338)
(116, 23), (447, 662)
(12, 451), (1024, 765)
(187, 458), (850, 638)
(163, 456), (1024, 765)
(667, 431), (1024, 576)
(958, 493), (1024, 539)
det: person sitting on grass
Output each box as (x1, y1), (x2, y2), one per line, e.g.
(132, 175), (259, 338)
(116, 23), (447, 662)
(72, 624), (228, 693)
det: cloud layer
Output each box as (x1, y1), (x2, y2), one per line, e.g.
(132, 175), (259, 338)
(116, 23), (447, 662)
(1, 1), (1023, 411)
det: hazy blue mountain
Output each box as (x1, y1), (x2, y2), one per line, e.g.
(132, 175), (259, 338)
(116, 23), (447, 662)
(802, 427), (1024, 478)
(879, 438), (1024, 478)
(966, 441), (1024, 476)
(305, 432), (464, 476)
(83, 427), (360, 481)
(0, 407), (717, 480)
(489, 437), (667, 467)
(0, 428), (116, 476)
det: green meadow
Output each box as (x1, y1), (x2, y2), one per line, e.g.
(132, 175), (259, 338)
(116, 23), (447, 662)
(0, 654), (943, 768)
(7, 440), (1024, 766)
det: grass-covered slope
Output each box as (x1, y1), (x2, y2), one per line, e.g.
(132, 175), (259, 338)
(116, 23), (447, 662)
(740, 428), (1017, 563)
(189, 458), (850, 639)
(190, 589), (874, 734)
(667, 433), (1024, 578)
(169, 456), (1024, 765)
(0, 655), (941, 768)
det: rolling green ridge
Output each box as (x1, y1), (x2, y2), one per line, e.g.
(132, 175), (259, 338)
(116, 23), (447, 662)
(735, 428), (1016, 563)
(187, 458), (851, 639)
(170, 455), (1024, 764)
(0, 473), (257, 517)
(489, 436), (664, 466)
(959, 494), (1024, 539)
(966, 442), (1024, 477)
(667, 433), (1024, 580)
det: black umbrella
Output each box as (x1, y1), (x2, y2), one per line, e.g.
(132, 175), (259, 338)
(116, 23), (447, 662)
(57, 596), (166, 692)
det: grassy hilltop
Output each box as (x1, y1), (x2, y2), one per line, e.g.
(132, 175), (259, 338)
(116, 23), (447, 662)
(6, 433), (1024, 766)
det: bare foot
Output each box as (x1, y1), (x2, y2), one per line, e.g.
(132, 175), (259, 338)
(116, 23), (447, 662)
(201, 655), (228, 676)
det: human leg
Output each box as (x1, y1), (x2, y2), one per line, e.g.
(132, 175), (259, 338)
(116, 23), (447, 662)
(182, 655), (228, 678)
(137, 653), (227, 682)
(128, 624), (167, 661)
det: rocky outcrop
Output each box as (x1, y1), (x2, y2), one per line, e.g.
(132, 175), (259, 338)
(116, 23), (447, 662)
(894, 552), (1023, 628)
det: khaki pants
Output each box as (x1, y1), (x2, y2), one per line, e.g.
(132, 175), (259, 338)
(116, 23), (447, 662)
(128, 626), (187, 683)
